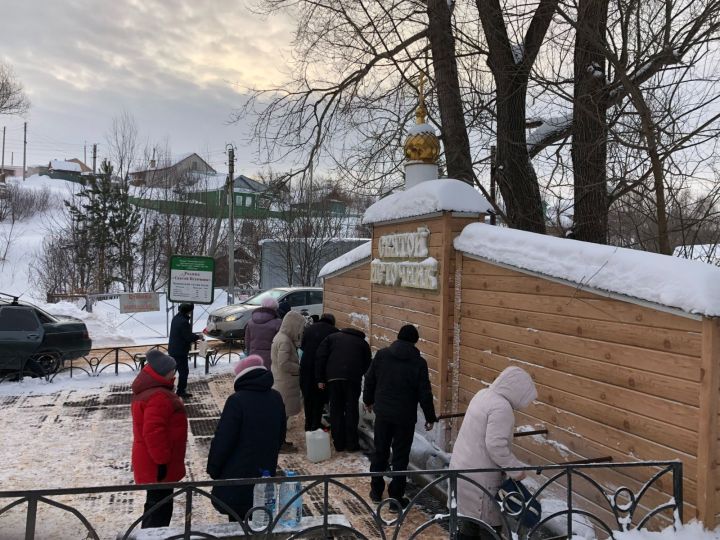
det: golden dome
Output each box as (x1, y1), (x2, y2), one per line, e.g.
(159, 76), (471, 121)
(403, 73), (440, 163)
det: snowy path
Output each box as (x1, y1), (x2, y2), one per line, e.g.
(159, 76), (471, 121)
(0, 367), (446, 539)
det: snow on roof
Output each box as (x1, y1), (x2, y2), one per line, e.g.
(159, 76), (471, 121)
(49, 159), (81, 172)
(319, 241), (372, 278)
(455, 223), (720, 317)
(362, 179), (491, 224)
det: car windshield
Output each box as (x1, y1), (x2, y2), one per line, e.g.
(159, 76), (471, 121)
(243, 289), (287, 306)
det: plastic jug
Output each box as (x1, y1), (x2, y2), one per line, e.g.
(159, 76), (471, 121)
(251, 470), (276, 530)
(305, 429), (331, 463)
(278, 471), (303, 527)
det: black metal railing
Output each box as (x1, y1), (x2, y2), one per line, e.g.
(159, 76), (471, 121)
(0, 341), (246, 384)
(0, 461), (683, 540)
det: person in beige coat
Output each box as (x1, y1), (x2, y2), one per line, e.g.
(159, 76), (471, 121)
(271, 310), (306, 451)
(449, 366), (537, 540)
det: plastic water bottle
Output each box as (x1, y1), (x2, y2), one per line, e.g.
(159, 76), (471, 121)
(251, 470), (276, 530)
(277, 471), (302, 528)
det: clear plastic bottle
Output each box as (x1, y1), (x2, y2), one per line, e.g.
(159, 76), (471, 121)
(277, 470), (303, 528)
(251, 470), (276, 530)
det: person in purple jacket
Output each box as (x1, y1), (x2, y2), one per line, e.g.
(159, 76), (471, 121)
(244, 297), (282, 370)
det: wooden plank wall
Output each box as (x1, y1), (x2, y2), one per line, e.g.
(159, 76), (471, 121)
(456, 255), (705, 525)
(323, 262), (371, 334)
(369, 215), (478, 416)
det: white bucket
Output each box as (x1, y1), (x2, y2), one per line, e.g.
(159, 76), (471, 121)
(305, 429), (332, 463)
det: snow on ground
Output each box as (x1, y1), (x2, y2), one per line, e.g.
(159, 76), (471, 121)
(0, 366), (446, 540)
(362, 179), (492, 224)
(455, 222), (720, 317)
(615, 522), (720, 539)
(0, 176), (243, 346)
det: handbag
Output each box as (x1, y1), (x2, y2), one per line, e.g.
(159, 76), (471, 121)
(495, 477), (542, 528)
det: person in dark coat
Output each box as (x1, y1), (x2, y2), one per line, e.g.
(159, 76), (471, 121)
(206, 355), (286, 521)
(277, 299), (291, 319)
(316, 327), (371, 451)
(131, 350), (188, 528)
(168, 303), (202, 398)
(299, 313), (338, 431)
(363, 325), (437, 506)
(244, 297), (282, 370)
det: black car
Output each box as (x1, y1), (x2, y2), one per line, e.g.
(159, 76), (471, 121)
(0, 299), (92, 376)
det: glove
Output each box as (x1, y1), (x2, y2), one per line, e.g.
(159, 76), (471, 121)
(157, 464), (167, 482)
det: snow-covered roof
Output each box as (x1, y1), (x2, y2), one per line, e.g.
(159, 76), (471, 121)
(49, 159), (81, 173)
(362, 179), (491, 225)
(319, 241), (372, 278)
(455, 223), (720, 317)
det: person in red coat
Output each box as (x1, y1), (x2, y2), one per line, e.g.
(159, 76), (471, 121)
(131, 349), (188, 528)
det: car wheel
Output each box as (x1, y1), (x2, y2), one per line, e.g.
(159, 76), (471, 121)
(32, 352), (61, 376)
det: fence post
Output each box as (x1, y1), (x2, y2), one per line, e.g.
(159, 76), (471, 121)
(674, 462), (684, 524)
(566, 469), (573, 537)
(697, 317), (720, 527)
(85, 295), (92, 313)
(115, 348), (119, 375)
(184, 488), (193, 540)
(25, 497), (37, 540)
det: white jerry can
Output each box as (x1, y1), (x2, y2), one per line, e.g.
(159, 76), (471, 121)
(305, 429), (332, 463)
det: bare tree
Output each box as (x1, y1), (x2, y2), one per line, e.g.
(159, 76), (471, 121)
(0, 63), (29, 116)
(106, 110), (140, 184)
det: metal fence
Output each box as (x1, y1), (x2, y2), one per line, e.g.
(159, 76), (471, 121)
(0, 461), (683, 540)
(0, 341), (247, 384)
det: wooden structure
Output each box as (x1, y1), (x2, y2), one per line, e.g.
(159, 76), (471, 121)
(322, 204), (720, 528)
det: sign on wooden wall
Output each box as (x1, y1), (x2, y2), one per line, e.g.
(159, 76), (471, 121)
(370, 226), (438, 290)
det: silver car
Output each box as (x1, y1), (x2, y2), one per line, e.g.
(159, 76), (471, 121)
(205, 287), (324, 342)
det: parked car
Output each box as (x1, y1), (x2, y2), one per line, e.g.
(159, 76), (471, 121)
(206, 287), (323, 343)
(0, 299), (92, 376)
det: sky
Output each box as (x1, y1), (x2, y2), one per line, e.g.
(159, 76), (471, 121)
(0, 0), (294, 174)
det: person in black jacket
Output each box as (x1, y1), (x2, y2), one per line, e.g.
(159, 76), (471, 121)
(363, 324), (437, 506)
(206, 355), (286, 521)
(300, 313), (338, 431)
(316, 327), (371, 452)
(168, 303), (202, 398)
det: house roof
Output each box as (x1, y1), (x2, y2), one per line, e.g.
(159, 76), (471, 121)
(49, 159), (82, 173)
(130, 152), (216, 175)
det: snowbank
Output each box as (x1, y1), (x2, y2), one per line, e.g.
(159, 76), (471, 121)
(455, 223), (720, 317)
(362, 179), (492, 224)
(319, 241), (371, 277)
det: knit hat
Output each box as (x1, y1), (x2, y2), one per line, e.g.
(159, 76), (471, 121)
(261, 297), (279, 310)
(397, 324), (419, 344)
(179, 303), (194, 315)
(146, 349), (176, 376)
(234, 354), (266, 380)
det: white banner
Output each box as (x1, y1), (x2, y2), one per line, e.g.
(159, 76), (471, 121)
(119, 292), (161, 314)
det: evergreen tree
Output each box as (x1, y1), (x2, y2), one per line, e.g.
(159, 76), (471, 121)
(65, 160), (141, 292)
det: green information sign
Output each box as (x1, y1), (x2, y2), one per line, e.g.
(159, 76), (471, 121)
(168, 255), (215, 304)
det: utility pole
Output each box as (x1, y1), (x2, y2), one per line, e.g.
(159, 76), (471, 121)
(490, 145), (497, 226)
(226, 144), (236, 305)
(92, 143), (97, 174)
(1, 126), (5, 183)
(22, 122), (27, 181)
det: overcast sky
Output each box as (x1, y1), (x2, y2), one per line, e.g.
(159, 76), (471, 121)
(1, 0), (294, 174)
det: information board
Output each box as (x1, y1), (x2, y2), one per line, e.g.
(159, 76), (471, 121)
(119, 292), (160, 314)
(168, 255), (215, 304)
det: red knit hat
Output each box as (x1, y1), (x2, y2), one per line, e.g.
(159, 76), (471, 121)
(234, 354), (265, 379)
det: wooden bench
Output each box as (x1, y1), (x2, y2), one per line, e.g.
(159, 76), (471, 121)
(122, 514), (351, 539)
